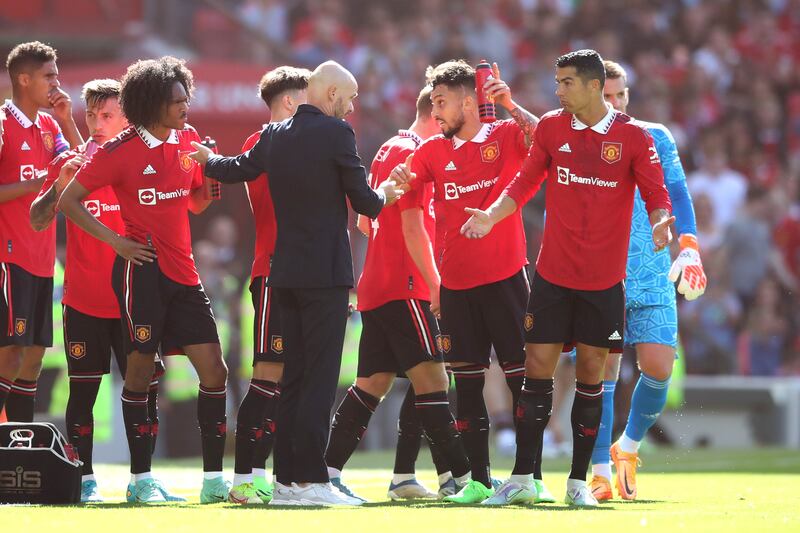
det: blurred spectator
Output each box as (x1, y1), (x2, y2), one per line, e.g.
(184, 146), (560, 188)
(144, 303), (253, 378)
(680, 262), (742, 374)
(718, 187), (774, 307)
(688, 147), (747, 231)
(744, 276), (789, 376)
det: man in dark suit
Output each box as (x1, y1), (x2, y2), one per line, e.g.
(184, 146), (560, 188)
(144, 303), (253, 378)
(190, 61), (406, 506)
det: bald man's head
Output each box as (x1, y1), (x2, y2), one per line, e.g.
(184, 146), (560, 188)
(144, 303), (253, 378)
(307, 60), (358, 118)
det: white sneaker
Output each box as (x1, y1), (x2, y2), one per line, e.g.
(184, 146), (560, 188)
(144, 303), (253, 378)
(293, 483), (362, 506)
(565, 479), (599, 507)
(269, 482), (300, 506)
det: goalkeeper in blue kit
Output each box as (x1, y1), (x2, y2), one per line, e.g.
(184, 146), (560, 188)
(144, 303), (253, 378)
(589, 60), (707, 501)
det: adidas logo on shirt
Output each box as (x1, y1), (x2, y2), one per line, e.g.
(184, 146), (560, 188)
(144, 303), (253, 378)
(142, 164), (157, 175)
(445, 161), (457, 171)
(608, 330), (622, 341)
(20, 141), (31, 151)
(558, 143), (572, 153)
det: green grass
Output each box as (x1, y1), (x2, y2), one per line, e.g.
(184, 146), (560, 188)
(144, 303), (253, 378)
(5, 448), (799, 532)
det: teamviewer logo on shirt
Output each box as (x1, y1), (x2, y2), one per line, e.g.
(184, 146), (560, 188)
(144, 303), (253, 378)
(84, 200), (101, 218)
(557, 166), (570, 185)
(444, 182), (460, 200)
(138, 188), (157, 205)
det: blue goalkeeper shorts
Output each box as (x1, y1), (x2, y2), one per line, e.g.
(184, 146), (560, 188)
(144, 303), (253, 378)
(624, 302), (677, 348)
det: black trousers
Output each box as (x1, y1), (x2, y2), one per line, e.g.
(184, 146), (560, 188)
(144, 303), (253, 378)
(273, 286), (349, 484)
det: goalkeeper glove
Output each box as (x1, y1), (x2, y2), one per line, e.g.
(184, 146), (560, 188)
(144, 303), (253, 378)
(668, 234), (707, 301)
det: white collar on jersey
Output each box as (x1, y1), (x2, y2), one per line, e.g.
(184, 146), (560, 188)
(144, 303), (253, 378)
(571, 103), (616, 135)
(398, 129), (423, 145)
(3, 99), (41, 129)
(136, 125), (179, 148)
(452, 122), (492, 150)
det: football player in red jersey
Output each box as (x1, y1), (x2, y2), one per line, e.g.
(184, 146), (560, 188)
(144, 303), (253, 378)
(324, 85), (475, 503)
(30, 79), (179, 503)
(461, 49), (674, 507)
(388, 60), (541, 504)
(228, 66), (310, 505)
(0, 41), (82, 423)
(58, 57), (228, 504)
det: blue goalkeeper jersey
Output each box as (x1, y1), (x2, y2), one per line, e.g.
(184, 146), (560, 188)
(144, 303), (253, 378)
(626, 121), (696, 306)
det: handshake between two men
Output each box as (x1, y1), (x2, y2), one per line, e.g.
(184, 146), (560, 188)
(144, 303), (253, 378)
(188, 142), (413, 206)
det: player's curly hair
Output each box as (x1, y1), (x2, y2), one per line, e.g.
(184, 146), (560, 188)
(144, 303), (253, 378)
(6, 41), (57, 84)
(119, 56), (194, 128)
(258, 66), (311, 108)
(556, 49), (605, 86)
(428, 60), (475, 92)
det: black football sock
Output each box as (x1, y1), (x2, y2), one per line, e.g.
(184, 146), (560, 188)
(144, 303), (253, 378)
(502, 361), (525, 421)
(198, 384), (227, 473)
(235, 379), (279, 475)
(512, 378), (553, 476)
(66, 376), (102, 476)
(252, 386), (280, 471)
(393, 384), (422, 475)
(5, 378), (37, 422)
(569, 382), (604, 480)
(121, 387), (152, 474)
(0, 376), (13, 415)
(147, 378), (159, 453)
(452, 364), (491, 487)
(325, 385), (379, 471)
(415, 391), (469, 480)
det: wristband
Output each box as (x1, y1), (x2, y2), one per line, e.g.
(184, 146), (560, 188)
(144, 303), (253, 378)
(678, 234), (699, 251)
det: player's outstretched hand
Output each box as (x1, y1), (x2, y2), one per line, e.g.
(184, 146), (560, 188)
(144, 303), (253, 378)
(111, 235), (157, 266)
(461, 207), (494, 239)
(389, 153), (416, 191)
(651, 215), (675, 252)
(189, 141), (213, 165)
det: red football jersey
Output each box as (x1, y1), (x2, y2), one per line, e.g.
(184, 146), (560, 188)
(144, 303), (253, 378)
(242, 128), (276, 281)
(411, 120), (528, 290)
(357, 130), (435, 311)
(506, 108), (672, 290)
(0, 100), (68, 277)
(74, 125), (205, 286)
(38, 141), (124, 318)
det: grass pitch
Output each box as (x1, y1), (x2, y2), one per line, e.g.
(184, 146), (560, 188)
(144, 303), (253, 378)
(4, 448), (799, 532)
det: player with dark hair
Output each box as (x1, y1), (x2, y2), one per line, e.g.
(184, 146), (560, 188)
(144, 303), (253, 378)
(58, 57), (228, 504)
(0, 41), (82, 422)
(324, 84), (474, 503)
(461, 49), (673, 506)
(585, 59), (706, 502)
(30, 78), (181, 503)
(389, 59), (542, 504)
(229, 65), (310, 505)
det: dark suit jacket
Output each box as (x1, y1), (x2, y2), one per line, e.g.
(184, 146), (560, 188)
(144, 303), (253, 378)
(204, 104), (384, 288)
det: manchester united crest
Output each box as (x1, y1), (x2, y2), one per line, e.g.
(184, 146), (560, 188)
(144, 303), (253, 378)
(69, 342), (86, 359)
(436, 334), (452, 354)
(601, 142), (622, 164)
(14, 318), (26, 336)
(271, 335), (284, 354)
(41, 131), (54, 153)
(524, 313), (534, 332)
(179, 151), (194, 173)
(135, 325), (151, 343)
(480, 141), (500, 163)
